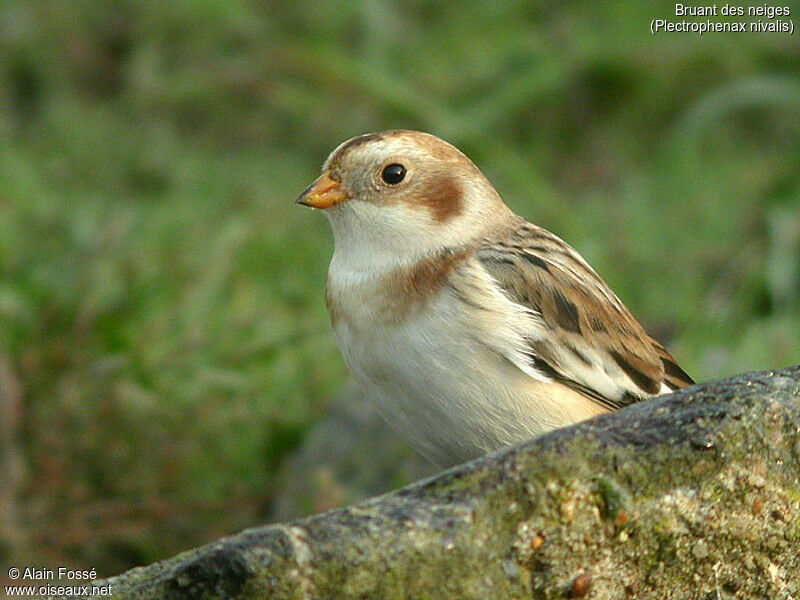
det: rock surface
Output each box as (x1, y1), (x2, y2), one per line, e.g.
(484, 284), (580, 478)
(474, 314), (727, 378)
(72, 367), (800, 599)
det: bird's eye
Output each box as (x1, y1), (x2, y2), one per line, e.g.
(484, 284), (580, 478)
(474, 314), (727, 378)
(381, 164), (406, 185)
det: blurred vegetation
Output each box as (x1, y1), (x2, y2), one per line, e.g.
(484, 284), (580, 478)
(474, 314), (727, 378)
(0, 0), (798, 579)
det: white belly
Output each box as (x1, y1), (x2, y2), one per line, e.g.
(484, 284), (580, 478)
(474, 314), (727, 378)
(331, 286), (606, 467)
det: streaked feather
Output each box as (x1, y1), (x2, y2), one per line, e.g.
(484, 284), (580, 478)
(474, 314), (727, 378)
(470, 218), (693, 410)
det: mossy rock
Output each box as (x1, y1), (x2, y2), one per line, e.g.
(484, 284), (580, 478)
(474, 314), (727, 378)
(71, 366), (800, 599)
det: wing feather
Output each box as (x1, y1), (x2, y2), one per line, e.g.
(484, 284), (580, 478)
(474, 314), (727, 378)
(474, 220), (693, 410)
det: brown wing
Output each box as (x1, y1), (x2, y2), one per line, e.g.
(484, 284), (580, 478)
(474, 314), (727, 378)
(475, 220), (693, 410)
(650, 338), (695, 391)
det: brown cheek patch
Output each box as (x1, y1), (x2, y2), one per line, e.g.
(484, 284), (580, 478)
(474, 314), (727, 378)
(417, 174), (464, 222)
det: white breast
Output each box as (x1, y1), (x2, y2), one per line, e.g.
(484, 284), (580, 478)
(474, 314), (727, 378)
(326, 261), (606, 467)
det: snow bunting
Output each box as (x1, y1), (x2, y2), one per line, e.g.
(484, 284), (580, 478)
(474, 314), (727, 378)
(297, 130), (693, 467)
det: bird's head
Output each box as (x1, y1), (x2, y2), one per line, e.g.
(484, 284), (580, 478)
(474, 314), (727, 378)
(297, 130), (513, 267)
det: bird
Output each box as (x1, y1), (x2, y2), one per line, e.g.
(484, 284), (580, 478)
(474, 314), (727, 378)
(296, 130), (693, 467)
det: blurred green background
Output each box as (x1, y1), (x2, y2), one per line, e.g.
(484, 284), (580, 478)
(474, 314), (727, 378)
(1, 0), (799, 580)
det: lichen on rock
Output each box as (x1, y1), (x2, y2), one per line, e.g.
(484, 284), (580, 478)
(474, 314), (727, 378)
(70, 366), (800, 599)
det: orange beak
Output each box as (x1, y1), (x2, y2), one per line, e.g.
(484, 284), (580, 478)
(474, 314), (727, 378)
(296, 171), (348, 209)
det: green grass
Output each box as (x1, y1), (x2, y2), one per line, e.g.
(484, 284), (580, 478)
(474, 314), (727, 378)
(0, 0), (798, 576)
